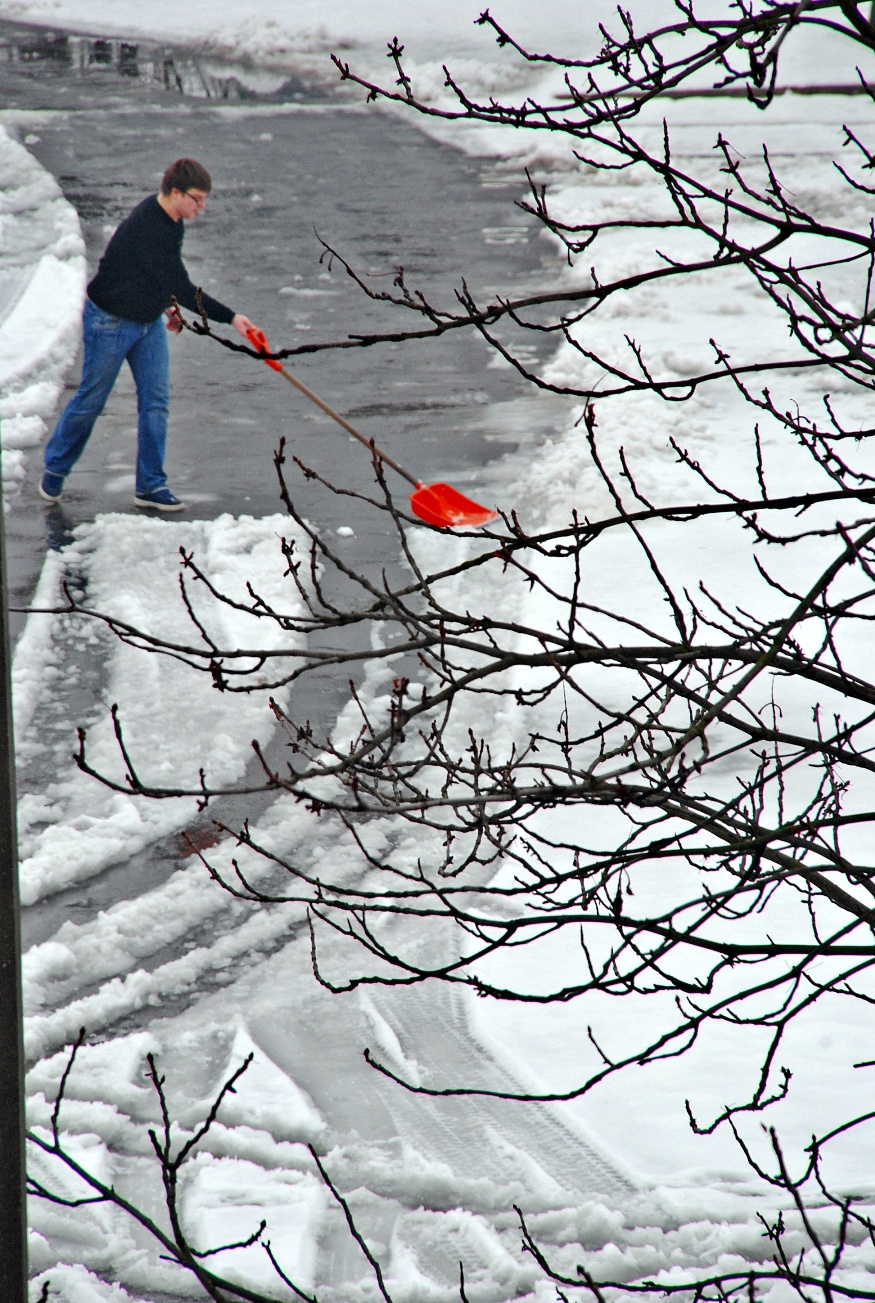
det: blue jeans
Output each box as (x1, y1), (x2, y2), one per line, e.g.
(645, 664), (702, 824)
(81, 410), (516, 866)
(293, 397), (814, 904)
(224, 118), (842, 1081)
(44, 297), (170, 493)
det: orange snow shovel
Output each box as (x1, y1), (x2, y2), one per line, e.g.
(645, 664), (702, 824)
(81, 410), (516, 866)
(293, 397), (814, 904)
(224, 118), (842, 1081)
(246, 328), (498, 529)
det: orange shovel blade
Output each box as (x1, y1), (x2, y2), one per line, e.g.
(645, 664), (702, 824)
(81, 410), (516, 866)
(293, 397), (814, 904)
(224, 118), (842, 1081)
(410, 482), (498, 529)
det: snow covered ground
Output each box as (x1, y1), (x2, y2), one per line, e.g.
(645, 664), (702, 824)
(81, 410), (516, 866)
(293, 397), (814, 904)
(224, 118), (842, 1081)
(5, 3), (875, 1301)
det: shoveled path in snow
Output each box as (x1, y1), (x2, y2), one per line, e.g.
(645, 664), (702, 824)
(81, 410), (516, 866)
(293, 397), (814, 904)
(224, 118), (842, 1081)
(3, 28), (565, 946)
(6, 29), (629, 1296)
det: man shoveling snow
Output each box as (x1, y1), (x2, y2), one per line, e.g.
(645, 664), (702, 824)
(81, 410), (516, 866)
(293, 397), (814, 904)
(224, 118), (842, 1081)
(40, 157), (258, 512)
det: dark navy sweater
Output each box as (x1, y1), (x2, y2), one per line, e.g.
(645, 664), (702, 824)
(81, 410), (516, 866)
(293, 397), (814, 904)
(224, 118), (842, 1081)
(87, 194), (235, 325)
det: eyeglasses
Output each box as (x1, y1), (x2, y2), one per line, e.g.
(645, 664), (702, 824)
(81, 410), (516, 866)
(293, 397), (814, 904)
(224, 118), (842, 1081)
(182, 190), (208, 208)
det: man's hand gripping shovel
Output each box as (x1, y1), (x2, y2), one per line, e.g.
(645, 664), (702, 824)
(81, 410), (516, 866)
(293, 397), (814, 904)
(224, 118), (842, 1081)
(246, 328), (499, 529)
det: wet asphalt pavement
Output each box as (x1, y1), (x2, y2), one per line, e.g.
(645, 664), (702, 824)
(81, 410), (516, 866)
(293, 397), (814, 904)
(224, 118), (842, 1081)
(1, 22), (559, 613)
(0, 23), (566, 948)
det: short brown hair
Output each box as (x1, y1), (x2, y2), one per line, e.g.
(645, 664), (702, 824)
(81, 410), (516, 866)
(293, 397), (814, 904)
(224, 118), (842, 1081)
(161, 158), (212, 195)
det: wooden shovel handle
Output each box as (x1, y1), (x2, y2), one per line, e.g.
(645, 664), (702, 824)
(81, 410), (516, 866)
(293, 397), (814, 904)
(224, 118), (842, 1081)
(247, 329), (419, 489)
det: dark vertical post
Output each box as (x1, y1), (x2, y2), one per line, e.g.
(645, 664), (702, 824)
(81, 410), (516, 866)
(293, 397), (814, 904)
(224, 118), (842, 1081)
(0, 488), (27, 1298)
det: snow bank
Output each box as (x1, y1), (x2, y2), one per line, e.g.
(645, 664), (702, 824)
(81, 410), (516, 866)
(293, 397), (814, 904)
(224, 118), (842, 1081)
(29, 1265), (150, 1303)
(0, 126), (86, 498)
(1, 0), (865, 86)
(0, 0), (612, 66)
